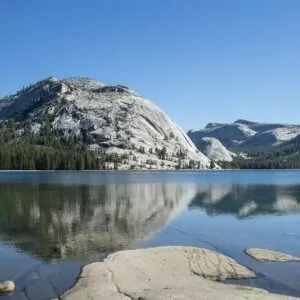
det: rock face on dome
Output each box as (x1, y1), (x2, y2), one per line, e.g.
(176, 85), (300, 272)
(0, 77), (211, 170)
(195, 137), (235, 162)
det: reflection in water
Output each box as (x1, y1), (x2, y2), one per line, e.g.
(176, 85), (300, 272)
(189, 184), (300, 218)
(0, 172), (300, 300)
(0, 183), (197, 261)
(1, 182), (300, 262)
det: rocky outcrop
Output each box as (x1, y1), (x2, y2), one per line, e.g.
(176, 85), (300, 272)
(245, 248), (300, 262)
(0, 280), (15, 293)
(0, 77), (210, 170)
(196, 137), (235, 162)
(61, 247), (296, 300)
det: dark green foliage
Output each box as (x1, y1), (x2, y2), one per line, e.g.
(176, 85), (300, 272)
(0, 121), (123, 170)
(222, 136), (300, 169)
(188, 160), (195, 169)
(156, 147), (167, 160)
(229, 156), (300, 169)
(138, 146), (145, 154)
(176, 149), (187, 159)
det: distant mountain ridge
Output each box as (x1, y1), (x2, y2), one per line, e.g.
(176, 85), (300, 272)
(188, 119), (300, 168)
(188, 119), (300, 148)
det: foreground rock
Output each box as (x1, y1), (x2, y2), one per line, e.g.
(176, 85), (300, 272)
(245, 248), (300, 262)
(0, 280), (15, 293)
(61, 247), (296, 300)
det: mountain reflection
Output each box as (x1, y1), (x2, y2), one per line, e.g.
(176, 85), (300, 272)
(189, 184), (300, 218)
(0, 183), (197, 261)
(1, 182), (300, 262)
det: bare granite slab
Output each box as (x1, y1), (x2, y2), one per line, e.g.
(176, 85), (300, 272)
(245, 248), (300, 262)
(61, 246), (297, 300)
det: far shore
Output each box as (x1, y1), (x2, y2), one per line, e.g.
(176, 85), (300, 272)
(0, 168), (299, 172)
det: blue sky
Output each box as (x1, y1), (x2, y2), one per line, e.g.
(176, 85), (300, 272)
(0, 1), (299, 130)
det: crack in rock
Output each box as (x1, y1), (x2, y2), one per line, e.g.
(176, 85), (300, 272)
(185, 248), (255, 281)
(105, 265), (133, 300)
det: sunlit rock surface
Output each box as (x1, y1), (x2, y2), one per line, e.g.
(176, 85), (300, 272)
(188, 119), (300, 148)
(0, 77), (210, 169)
(195, 137), (235, 162)
(245, 248), (300, 262)
(62, 247), (295, 300)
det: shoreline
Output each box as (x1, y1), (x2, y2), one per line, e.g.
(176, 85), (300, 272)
(0, 168), (300, 172)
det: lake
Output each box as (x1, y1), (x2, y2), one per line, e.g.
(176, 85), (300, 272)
(0, 170), (300, 299)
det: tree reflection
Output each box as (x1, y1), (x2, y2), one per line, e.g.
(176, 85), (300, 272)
(189, 184), (300, 218)
(1, 182), (299, 262)
(0, 183), (197, 261)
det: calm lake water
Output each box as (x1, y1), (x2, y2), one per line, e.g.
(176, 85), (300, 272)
(1, 170), (300, 299)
